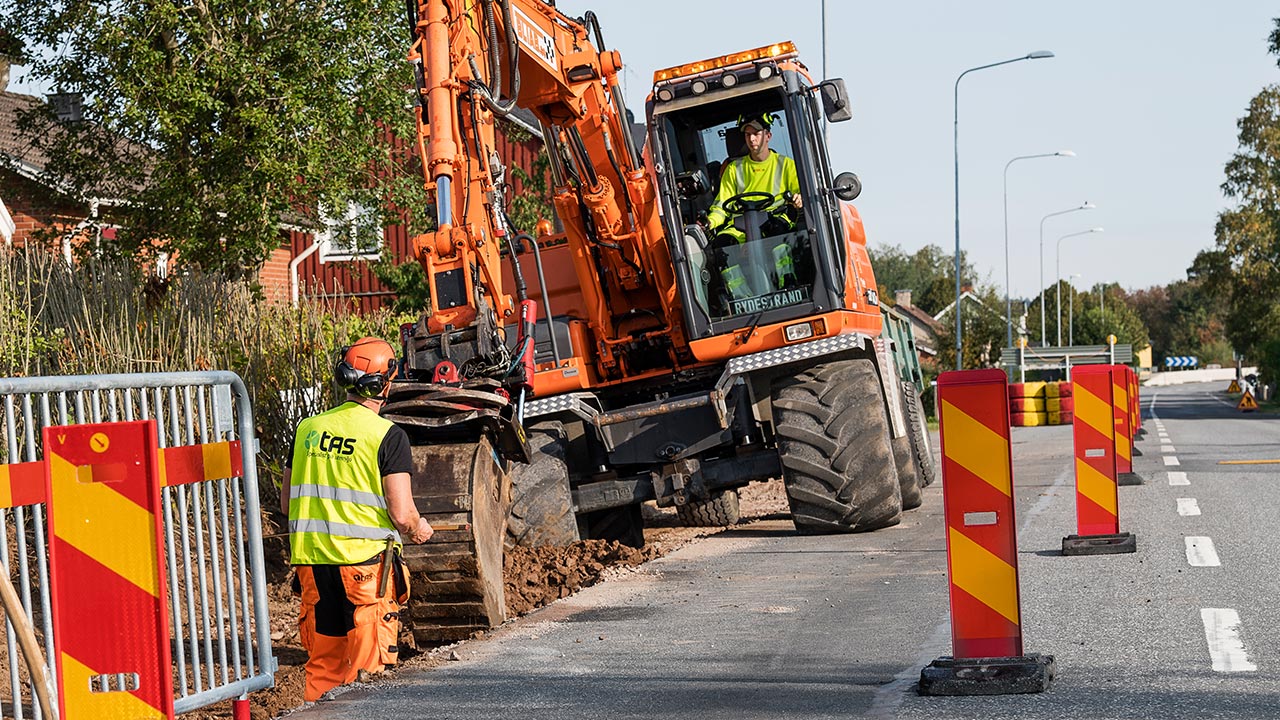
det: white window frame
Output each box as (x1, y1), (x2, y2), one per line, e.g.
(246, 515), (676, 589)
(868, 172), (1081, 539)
(318, 202), (383, 263)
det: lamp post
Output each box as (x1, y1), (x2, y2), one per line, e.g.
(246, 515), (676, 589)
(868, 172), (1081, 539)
(1056, 227), (1104, 346)
(1039, 202), (1095, 346)
(1068, 273), (1082, 346)
(953, 50), (1055, 370)
(1003, 150), (1074, 348)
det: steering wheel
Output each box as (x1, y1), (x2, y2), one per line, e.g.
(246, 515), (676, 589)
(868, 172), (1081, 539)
(721, 191), (776, 216)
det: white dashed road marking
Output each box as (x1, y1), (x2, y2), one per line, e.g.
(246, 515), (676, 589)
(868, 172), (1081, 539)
(1162, 445), (1177, 453)
(1164, 456), (1181, 466)
(1176, 498), (1201, 516)
(1185, 537), (1221, 567)
(1168, 471), (1189, 486)
(1201, 609), (1258, 672)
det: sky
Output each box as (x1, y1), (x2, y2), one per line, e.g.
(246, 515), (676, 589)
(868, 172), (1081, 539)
(9, 2), (1278, 296)
(553, 0), (1278, 296)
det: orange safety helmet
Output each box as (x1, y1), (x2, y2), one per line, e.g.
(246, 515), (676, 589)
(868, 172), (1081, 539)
(334, 337), (400, 398)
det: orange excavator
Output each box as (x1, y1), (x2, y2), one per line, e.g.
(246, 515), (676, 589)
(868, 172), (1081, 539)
(387, 0), (936, 645)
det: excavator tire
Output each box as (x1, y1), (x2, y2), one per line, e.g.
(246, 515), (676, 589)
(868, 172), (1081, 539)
(892, 433), (924, 511)
(506, 422), (580, 550)
(772, 358), (903, 534)
(675, 489), (741, 527)
(903, 382), (938, 489)
(401, 434), (511, 647)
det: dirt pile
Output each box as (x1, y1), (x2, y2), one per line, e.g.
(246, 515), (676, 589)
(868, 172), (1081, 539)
(503, 539), (647, 615)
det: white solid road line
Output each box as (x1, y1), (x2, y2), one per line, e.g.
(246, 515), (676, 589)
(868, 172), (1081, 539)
(1186, 536), (1221, 567)
(1177, 498), (1201, 516)
(1164, 456), (1181, 466)
(1162, 445), (1177, 453)
(1201, 609), (1258, 672)
(1168, 471), (1190, 485)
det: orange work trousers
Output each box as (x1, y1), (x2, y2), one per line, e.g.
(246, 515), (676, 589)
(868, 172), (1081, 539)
(293, 552), (410, 701)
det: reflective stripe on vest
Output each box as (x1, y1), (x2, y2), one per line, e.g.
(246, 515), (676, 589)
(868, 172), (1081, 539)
(289, 402), (401, 565)
(290, 518), (401, 543)
(292, 483), (389, 510)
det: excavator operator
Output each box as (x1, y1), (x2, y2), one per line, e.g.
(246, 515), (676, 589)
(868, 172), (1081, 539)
(703, 112), (804, 310)
(281, 336), (435, 701)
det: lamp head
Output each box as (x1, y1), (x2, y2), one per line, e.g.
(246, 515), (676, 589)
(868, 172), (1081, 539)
(1026, 50), (1055, 59)
(1055, 150), (1076, 157)
(1090, 227), (1104, 233)
(1081, 201), (1096, 210)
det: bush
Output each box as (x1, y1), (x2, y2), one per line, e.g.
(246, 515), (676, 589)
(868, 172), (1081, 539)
(0, 247), (416, 514)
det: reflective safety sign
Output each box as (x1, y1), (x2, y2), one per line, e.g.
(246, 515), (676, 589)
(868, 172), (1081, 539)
(1238, 391), (1259, 412)
(45, 420), (174, 720)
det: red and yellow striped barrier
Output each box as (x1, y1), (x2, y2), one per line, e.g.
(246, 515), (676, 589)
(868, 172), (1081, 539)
(936, 369), (1023, 658)
(0, 440), (242, 509)
(1130, 368), (1141, 434)
(1112, 369), (1133, 474)
(44, 420), (175, 719)
(921, 369), (1054, 695)
(1064, 366), (1136, 555)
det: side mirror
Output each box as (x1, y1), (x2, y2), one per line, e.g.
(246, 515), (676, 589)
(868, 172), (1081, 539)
(820, 79), (852, 123)
(833, 172), (861, 201)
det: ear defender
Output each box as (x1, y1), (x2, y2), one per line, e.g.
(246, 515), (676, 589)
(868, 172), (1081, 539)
(333, 339), (400, 398)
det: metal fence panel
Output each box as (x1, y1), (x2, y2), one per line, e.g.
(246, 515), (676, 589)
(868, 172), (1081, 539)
(0, 371), (276, 717)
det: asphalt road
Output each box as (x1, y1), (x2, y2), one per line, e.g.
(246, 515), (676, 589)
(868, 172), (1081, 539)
(291, 380), (1279, 720)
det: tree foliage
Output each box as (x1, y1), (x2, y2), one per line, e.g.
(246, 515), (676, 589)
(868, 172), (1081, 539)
(5, 0), (428, 277)
(1128, 281), (1230, 365)
(868, 243), (978, 317)
(1194, 18), (1280, 380)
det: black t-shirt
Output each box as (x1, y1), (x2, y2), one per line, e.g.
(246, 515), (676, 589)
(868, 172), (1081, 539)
(377, 425), (414, 476)
(284, 417), (413, 477)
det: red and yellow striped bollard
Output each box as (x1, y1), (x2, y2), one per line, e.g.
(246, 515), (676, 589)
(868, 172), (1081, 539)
(44, 420), (175, 719)
(919, 369), (1054, 696)
(1063, 366), (1136, 555)
(1114, 367), (1143, 486)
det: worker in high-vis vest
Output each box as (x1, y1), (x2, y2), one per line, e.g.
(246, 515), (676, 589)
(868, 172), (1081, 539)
(281, 336), (434, 702)
(704, 112), (803, 304)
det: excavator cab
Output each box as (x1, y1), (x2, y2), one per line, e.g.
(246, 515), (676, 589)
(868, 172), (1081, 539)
(647, 42), (858, 341)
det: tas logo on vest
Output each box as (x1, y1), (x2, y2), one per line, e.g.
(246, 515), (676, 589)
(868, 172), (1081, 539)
(304, 430), (357, 456)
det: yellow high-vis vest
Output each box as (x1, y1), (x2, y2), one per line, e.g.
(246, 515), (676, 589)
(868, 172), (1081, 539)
(706, 150), (800, 229)
(289, 402), (402, 565)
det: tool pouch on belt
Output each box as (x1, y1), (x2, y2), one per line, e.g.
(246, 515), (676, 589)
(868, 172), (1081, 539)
(389, 548), (409, 605)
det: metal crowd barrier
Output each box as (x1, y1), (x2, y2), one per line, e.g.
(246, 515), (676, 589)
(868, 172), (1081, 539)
(0, 371), (276, 717)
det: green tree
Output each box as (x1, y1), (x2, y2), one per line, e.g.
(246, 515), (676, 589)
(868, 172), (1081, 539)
(1194, 19), (1280, 380)
(869, 243), (979, 317)
(1128, 280), (1229, 365)
(1068, 286), (1150, 350)
(5, 0), (428, 277)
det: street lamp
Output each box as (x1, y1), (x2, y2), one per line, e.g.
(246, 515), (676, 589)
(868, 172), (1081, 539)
(1003, 150), (1074, 348)
(1056, 227), (1104, 346)
(1068, 273), (1082, 345)
(953, 50), (1055, 370)
(1039, 201), (1095, 346)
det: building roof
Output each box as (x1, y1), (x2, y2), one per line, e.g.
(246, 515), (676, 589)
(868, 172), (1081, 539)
(0, 91), (51, 180)
(0, 90), (150, 198)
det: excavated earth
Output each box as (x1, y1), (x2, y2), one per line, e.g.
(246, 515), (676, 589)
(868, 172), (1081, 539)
(188, 479), (790, 719)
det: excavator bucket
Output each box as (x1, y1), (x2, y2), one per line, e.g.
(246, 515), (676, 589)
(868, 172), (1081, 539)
(401, 434), (511, 646)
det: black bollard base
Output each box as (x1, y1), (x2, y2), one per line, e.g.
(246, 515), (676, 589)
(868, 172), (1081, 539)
(918, 654), (1055, 696)
(1062, 532), (1137, 556)
(1118, 472), (1145, 486)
